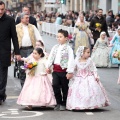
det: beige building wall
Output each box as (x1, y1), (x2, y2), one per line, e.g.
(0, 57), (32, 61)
(33, 0), (84, 13)
(70, 0), (74, 10)
(4, 0), (12, 9)
(69, 0), (82, 12)
(33, 0), (45, 12)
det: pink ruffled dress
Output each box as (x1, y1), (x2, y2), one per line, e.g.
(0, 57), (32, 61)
(17, 57), (56, 106)
(66, 58), (110, 110)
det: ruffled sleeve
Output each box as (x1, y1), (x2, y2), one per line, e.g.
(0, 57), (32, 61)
(93, 39), (99, 49)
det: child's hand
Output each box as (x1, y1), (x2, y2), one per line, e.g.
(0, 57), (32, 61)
(109, 44), (113, 47)
(21, 57), (25, 61)
(95, 76), (99, 82)
(15, 55), (21, 61)
(46, 69), (51, 74)
(92, 48), (95, 51)
(66, 73), (73, 80)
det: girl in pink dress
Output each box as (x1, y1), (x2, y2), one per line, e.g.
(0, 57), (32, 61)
(66, 46), (110, 110)
(17, 48), (56, 110)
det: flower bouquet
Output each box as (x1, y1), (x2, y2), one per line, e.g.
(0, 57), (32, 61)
(23, 62), (38, 76)
(24, 62), (37, 69)
(113, 50), (120, 60)
(95, 23), (102, 32)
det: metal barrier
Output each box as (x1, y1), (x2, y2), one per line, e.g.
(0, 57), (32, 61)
(41, 22), (116, 37)
(42, 22), (75, 36)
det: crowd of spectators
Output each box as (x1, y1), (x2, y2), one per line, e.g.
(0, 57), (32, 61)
(6, 8), (120, 31)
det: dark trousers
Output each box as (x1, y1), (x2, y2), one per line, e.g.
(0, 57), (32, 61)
(52, 72), (69, 106)
(91, 39), (97, 50)
(0, 63), (8, 99)
(19, 47), (33, 87)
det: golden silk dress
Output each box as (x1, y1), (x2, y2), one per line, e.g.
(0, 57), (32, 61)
(74, 23), (90, 53)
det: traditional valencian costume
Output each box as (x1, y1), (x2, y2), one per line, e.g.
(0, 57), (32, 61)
(17, 56), (56, 107)
(47, 43), (74, 109)
(110, 28), (120, 84)
(91, 32), (110, 67)
(66, 46), (110, 110)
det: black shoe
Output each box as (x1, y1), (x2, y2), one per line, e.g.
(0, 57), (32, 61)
(3, 94), (7, 102)
(60, 105), (66, 111)
(54, 104), (60, 111)
(0, 99), (3, 105)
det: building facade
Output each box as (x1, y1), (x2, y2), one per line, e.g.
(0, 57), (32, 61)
(82, 0), (118, 14)
(3, 0), (120, 14)
(61, 0), (120, 14)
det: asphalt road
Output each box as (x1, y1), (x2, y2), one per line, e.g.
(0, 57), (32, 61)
(0, 34), (120, 120)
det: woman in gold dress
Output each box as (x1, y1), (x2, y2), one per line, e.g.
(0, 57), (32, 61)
(74, 15), (91, 53)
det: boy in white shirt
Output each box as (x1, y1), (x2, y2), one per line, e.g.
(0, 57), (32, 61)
(46, 29), (74, 111)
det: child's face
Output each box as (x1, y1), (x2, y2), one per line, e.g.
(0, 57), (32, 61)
(101, 34), (106, 39)
(32, 50), (41, 60)
(35, 41), (43, 49)
(83, 49), (90, 59)
(57, 33), (68, 44)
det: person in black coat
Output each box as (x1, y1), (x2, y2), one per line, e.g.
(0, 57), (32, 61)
(16, 6), (37, 28)
(0, 1), (21, 105)
(89, 9), (109, 48)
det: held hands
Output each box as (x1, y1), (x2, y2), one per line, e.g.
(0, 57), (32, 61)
(46, 68), (51, 74)
(15, 55), (21, 61)
(92, 48), (96, 52)
(95, 75), (100, 82)
(20, 57), (28, 63)
(66, 73), (73, 80)
(95, 77), (99, 82)
(109, 44), (113, 47)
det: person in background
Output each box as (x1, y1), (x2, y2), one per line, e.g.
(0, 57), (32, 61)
(106, 10), (114, 28)
(16, 12), (43, 87)
(55, 13), (62, 25)
(16, 6), (37, 28)
(91, 32), (110, 67)
(110, 27), (120, 85)
(74, 14), (91, 53)
(89, 9), (109, 48)
(114, 14), (120, 28)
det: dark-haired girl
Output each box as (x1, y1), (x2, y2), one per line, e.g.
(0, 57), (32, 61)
(17, 48), (56, 110)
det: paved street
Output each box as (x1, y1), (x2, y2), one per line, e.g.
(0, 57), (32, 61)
(0, 34), (120, 119)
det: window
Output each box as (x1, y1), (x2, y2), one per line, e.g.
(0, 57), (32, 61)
(86, 0), (99, 11)
(107, 0), (112, 11)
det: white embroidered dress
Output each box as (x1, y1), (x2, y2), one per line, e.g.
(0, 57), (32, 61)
(66, 58), (110, 110)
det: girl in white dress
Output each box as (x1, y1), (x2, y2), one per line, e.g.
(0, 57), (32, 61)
(91, 32), (110, 67)
(66, 46), (110, 110)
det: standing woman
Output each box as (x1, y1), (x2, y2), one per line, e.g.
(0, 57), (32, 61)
(74, 14), (91, 53)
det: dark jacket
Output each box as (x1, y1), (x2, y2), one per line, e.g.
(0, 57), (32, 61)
(0, 13), (20, 67)
(89, 16), (109, 40)
(16, 16), (37, 28)
(106, 15), (114, 27)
